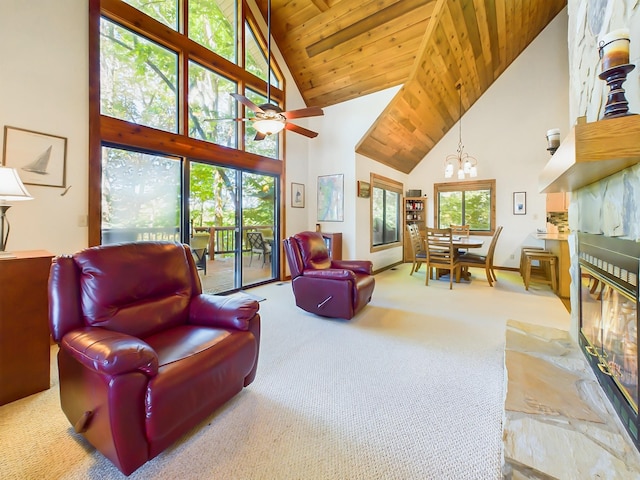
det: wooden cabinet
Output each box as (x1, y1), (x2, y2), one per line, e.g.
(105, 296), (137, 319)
(546, 192), (570, 212)
(0, 250), (53, 405)
(403, 197), (426, 262)
(320, 232), (342, 260)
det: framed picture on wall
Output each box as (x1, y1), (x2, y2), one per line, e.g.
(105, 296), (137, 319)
(2, 126), (67, 188)
(357, 181), (370, 198)
(513, 191), (526, 215)
(317, 174), (344, 222)
(291, 182), (305, 208)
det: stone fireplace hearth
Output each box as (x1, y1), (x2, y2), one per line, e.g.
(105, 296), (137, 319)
(503, 320), (640, 479)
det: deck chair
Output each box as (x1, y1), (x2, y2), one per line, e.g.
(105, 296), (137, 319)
(246, 231), (271, 267)
(190, 232), (210, 274)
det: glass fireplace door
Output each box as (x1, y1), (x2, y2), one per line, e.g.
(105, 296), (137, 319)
(581, 268), (639, 412)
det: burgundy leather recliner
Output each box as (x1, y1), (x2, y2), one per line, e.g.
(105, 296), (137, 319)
(283, 231), (375, 319)
(48, 242), (260, 476)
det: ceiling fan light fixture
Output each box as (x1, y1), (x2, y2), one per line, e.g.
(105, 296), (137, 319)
(253, 118), (285, 135)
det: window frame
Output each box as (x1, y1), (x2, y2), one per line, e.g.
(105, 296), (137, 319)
(89, 0), (286, 247)
(370, 173), (403, 252)
(433, 179), (496, 236)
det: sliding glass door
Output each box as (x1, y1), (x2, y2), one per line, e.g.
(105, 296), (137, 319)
(101, 149), (278, 294)
(189, 162), (277, 293)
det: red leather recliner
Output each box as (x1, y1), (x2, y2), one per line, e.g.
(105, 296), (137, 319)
(283, 231), (375, 319)
(48, 242), (260, 476)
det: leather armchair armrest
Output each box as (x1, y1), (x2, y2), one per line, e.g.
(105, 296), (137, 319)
(331, 260), (373, 275)
(189, 294), (259, 331)
(302, 268), (356, 281)
(61, 328), (158, 377)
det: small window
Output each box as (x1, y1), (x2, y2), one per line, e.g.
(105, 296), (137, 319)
(188, 61), (238, 148)
(434, 180), (496, 235)
(100, 18), (178, 133)
(371, 174), (402, 251)
(188, 0), (237, 63)
(121, 0), (178, 30)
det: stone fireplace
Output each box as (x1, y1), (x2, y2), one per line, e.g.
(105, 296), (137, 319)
(578, 232), (640, 449)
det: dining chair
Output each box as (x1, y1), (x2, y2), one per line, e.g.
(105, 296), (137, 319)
(406, 223), (426, 275)
(456, 226), (503, 286)
(425, 227), (460, 290)
(450, 224), (470, 254)
(246, 231), (272, 267)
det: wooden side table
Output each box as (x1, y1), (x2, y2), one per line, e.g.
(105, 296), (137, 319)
(0, 250), (54, 405)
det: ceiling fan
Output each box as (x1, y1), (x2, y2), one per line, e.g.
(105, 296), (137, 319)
(230, 0), (323, 140)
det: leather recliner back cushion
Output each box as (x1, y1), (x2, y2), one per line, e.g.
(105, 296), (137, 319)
(295, 232), (331, 270)
(74, 242), (193, 338)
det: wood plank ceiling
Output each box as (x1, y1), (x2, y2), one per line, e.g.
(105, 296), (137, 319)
(256, 0), (567, 173)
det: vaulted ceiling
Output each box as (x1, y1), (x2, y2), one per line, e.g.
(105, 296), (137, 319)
(256, 0), (567, 173)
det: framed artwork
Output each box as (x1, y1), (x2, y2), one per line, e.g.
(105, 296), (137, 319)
(291, 182), (305, 208)
(513, 191), (526, 215)
(357, 180), (370, 198)
(2, 126), (67, 188)
(317, 174), (344, 222)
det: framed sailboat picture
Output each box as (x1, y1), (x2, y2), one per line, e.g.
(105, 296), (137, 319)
(2, 126), (67, 188)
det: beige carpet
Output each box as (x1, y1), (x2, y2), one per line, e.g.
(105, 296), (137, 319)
(0, 265), (569, 479)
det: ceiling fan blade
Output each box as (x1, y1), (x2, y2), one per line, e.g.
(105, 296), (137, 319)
(285, 122), (318, 138)
(205, 117), (247, 122)
(254, 131), (267, 141)
(230, 93), (264, 114)
(281, 106), (324, 119)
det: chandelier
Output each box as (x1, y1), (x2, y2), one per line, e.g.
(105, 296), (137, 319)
(444, 84), (478, 179)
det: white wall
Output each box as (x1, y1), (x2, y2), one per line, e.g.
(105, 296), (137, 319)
(408, 9), (570, 269)
(306, 86), (404, 267)
(0, 0), (88, 255)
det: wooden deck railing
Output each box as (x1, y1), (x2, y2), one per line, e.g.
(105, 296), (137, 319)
(103, 225), (274, 261)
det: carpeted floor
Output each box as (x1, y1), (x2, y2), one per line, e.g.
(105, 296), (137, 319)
(0, 265), (569, 479)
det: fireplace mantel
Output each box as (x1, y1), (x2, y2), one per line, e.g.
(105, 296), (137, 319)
(539, 114), (640, 193)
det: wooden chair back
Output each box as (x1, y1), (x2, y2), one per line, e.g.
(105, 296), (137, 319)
(425, 227), (459, 289)
(450, 224), (470, 238)
(457, 225), (503, 286)
(406, 223), (426, 275)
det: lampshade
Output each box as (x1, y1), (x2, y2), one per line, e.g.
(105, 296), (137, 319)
(253, 118), (285, 135)
(0, 167), (33, 203)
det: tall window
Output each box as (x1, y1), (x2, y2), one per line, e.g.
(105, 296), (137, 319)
(371, 174), (402, 250)
(434, 180), (496, 235)
(91, 0), (285, 246)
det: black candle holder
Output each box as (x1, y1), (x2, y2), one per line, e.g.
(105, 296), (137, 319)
(598, 63), (636, 118)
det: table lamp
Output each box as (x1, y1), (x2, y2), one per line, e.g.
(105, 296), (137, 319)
(0, 166), (33, 253)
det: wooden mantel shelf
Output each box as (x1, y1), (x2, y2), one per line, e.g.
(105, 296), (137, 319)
(539, 114), (640, 193)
